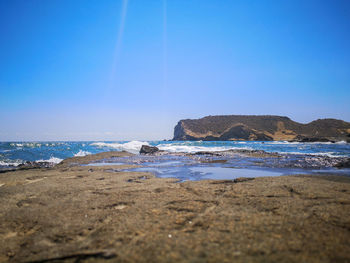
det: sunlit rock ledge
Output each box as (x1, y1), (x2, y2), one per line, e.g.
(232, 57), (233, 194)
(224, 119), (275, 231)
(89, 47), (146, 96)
(173, 115), (350, 142)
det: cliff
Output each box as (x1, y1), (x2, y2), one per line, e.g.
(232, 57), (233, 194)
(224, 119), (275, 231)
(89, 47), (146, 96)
(173, 115), (350, 142)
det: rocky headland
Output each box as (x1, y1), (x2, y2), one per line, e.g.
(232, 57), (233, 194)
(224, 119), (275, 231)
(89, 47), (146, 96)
(173, 115), (350, 142)
(0, 151), (350, 262)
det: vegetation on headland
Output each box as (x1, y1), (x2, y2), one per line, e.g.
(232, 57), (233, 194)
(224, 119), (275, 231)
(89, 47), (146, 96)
(173, 115), (350, 142)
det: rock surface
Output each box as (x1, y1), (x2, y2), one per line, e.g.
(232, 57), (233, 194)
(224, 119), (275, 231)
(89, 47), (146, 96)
(17, 161), (55, 169)
(0, 152), (349, 263)
(173, 115), (350, 142)
(139, 145), (159, 154)
(335, 158), (350, 168)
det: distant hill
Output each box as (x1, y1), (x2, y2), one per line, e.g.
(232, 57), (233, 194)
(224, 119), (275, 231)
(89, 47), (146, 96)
(173, 115), (350, 142)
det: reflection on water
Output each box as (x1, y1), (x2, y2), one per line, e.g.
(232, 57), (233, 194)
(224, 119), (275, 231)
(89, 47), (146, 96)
(85, 152), (350, 181)
(191, 167), (283, 180)
(84, 163), (125, 166)
(85, 162), (124, 166)
(121, 157), (291, 181)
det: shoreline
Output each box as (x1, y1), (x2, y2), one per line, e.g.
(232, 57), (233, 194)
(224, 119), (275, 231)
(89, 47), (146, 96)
(0, 152), (349, 262)
(1, 147), (350, 172)
(1, 141), (350, 173)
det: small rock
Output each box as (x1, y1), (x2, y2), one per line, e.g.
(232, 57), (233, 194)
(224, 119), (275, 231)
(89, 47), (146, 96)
(140, 145), (159, 154)
(234, 177), (255, 183)
(18, 161), (54, 170)
(114, 205), (127, 210)
(335, 158), (350, 168)
(299, 137), (332, 143)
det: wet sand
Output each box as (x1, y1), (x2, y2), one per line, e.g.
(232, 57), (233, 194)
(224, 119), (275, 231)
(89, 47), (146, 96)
(0, 151), (349, 262)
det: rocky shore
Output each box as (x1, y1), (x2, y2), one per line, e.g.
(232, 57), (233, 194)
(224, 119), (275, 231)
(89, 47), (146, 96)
(0, 151), (350, 262)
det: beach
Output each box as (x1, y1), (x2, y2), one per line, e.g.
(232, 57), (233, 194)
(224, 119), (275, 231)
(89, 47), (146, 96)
(1, 151), (349, 262)
(3, 0), (350, 261)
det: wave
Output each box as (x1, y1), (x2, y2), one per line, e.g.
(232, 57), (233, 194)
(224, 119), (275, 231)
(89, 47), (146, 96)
(36, 157), (63, 164)
(336, 140), (347, 145)
(0, 149), (12, 153)
(0, 156), (63, 167)
(10, 142), (42, 148)
(74, 150), (91, 157)
(265, 141), (301, 145)
(0, 160), (22, 167)
(156, 144), (253, 153)
(8, 142), (69, 148)
(281, 151), (343, 158)
(10, 143), (23, 147)
(264, 141), (349, 145)
(91, 141), (149, 154)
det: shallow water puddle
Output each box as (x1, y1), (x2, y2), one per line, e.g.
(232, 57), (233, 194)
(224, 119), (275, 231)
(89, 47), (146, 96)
(86, 153), (350, 181)
(126, 164), (285, 181)
(148, 161), (183, 167)
(191, 166), (284, 180)
(85, 162), (124, 166)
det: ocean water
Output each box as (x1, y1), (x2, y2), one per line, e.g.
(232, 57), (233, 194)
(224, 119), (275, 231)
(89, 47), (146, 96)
(0, 140), (349, 168)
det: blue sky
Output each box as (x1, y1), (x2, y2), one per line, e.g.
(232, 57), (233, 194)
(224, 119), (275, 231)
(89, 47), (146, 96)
(0, 0), (349, 141)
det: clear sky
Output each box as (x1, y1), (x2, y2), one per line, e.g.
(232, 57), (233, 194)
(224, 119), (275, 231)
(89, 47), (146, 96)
(1, 0), (349, 141)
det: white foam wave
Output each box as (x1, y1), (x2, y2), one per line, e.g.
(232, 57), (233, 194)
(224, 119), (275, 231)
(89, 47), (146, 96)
(266, 141), (300, 145)
(36, 157), (63, 164)
(74, 150), (91, 157)
(10, 143), (23, 147)
(300, 141), (345, 145)
(305, 142), (333, 145)
(10, 142), (42, 147)
(0, 160), (22, 167)
(281, 151), (342, 158)
(44, 143), (60, 147)
(156, 144), (253, 153)
(0, 149), (12, 153)
(336, 140), (347, 145)
(91, 141), (149, 154)
(9, 142), (71, 148)
(264, 141), (348, 145)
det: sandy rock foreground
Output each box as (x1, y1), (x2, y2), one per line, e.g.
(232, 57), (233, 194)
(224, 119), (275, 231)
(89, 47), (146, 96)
(0, 151), (349, 263)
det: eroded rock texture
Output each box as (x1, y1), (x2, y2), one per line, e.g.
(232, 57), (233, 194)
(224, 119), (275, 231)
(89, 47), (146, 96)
(173, 115), (350, 142)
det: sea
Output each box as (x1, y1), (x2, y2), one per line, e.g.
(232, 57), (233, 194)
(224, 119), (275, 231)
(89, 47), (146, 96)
(1, 140), (350, 180)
